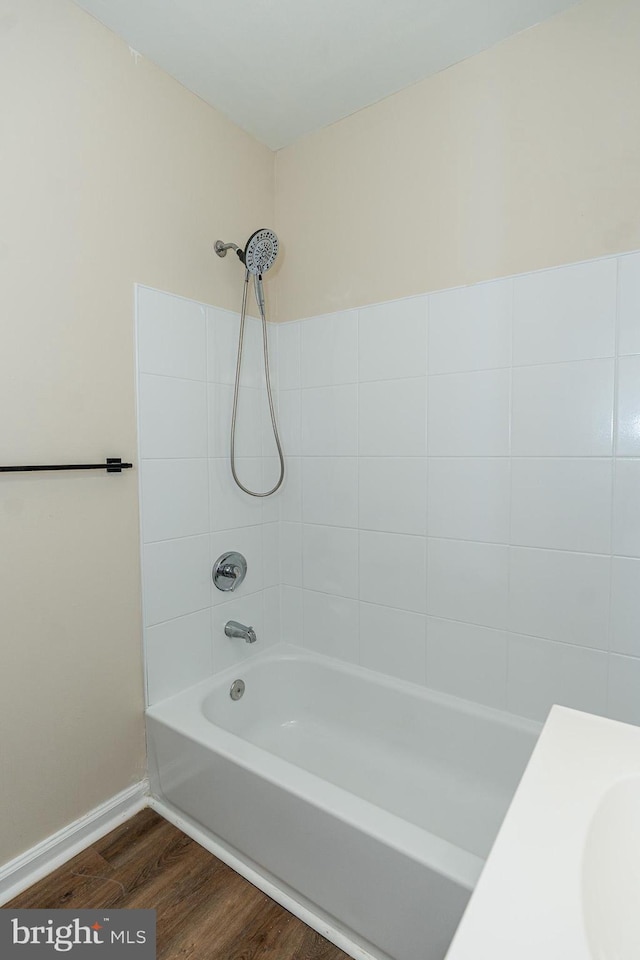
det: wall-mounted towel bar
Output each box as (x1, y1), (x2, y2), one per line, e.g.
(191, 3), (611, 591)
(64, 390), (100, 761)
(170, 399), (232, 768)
(0, 458), (133, 474)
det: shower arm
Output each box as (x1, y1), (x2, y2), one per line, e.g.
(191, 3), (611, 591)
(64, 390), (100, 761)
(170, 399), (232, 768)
(214, 240), (242, 259)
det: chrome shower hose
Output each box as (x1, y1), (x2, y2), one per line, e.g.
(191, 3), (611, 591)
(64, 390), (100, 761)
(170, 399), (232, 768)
(230, 273), (285, 497)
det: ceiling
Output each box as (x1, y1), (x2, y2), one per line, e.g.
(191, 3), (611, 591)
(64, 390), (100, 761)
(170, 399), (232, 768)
(74, 0), (577, 150)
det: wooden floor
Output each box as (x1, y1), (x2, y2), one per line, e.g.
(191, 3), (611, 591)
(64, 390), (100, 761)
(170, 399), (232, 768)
(7, 809), (349, 960)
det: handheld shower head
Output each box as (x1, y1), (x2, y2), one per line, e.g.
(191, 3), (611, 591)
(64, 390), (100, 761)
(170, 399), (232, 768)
(243, 228), (279, 276)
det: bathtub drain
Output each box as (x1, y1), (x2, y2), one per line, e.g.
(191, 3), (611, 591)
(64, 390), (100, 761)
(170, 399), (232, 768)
(230, 679), (245, 700)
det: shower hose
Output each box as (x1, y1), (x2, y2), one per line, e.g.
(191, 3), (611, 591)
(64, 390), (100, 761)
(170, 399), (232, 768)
(230, 271), (285, 497)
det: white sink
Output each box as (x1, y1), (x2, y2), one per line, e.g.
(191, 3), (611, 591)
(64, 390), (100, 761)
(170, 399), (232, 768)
(582, 776), (640, 960)
(446, 706), (640, 960)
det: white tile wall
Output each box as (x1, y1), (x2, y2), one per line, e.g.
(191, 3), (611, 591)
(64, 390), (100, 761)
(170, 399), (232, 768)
(426, 618), (508, 709)
(302, 590), (359, 662)
(428, 279), (512, 375)
(510, 458), (612, 554)
(360, 603), (426, 683)
(512, 258), (617, 365)
(359, 531), (427, 613)
(359, 297), (427, 381)
(138, 286), (207, 381)
(359, 458), (428, 535)
(426, 539), (509, 629)
(427, 458), (509, 543)
(616, 355), (640, 456)
(300, 310), (358, 387)
(138, 250), (640, 727)
(617, 253), (640, 357)
(511, 359), (614, 457)
(427, 369), (510, 457)
(301, 384), (358, 456)
(137, 287), (280, 705)
(359, 378), (427, 457)
(276, 251), (640, 727)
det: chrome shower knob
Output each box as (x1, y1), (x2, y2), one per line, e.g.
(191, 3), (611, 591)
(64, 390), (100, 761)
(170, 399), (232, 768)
(212, 551), (247, 592)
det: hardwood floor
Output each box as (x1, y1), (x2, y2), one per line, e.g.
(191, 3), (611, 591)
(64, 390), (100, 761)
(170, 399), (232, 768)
(6, 809), (349, 960)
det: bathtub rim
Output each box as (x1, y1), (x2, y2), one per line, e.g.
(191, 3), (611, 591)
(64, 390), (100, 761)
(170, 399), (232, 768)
(147, 643), (541, 891)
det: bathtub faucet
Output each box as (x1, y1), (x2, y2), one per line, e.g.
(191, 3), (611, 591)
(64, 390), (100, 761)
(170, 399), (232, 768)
(225, 620), (257, 644)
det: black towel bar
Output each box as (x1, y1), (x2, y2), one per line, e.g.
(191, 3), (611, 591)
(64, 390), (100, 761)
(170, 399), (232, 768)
(0, 458), (133, 474)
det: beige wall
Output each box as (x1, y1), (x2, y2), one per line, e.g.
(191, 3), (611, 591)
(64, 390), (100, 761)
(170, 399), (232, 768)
(275, 0), (640, 322)
(0, 0), (273, 867)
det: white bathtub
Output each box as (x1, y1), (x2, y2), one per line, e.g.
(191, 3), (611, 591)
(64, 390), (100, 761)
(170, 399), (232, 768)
(147, 644), (539, 960)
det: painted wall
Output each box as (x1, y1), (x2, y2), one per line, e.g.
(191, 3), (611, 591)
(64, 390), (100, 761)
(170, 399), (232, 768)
(274, 0), (640, 322)
(0, 0), (273, 867)
(277, 250), (640, 726)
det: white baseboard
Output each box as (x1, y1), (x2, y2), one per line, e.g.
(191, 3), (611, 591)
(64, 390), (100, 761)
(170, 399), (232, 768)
(0, 780), (149, 906)
(148, 796), (385, 960)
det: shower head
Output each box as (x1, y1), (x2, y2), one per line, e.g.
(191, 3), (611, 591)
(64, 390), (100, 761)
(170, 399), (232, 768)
(243, 229), (279, 276)
(214, 229), (279, 277)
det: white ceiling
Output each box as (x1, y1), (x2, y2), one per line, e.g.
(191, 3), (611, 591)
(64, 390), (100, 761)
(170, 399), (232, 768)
(74, 0), (577, 150)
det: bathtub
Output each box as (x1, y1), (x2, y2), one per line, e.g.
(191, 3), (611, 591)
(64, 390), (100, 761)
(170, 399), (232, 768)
(147, 644), (539, 960)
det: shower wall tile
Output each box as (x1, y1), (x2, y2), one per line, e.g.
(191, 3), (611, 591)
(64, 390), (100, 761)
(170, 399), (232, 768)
(607, 654), (640, 726)
(280, 522), (303, 587)
(610, 558), (640, 657)
(359, 457), (428, 535)
(139, 374), (208, 459)
(428, 278), (512, 375)
(141, 458), (209, 543)
(427, 458), (510, 544)
(263, 587), (282, 646)
(262, 459), (284, 521)
(426, 618), (508, 710)
(358, 296), (427, 381)
(510, 458), (612, 554)
(617, 252), (640, 357)
(507, 635), (608, 722)
(281, 585), (303, 644)
(301, 384), (358, 456)
(276, 321), (301, 389)
(427, 369), (510, 457)
(359, 531), (427, 614)
(278, 389), (302, 457)
(302, 524), (359, 599)
(512, 258), (617, 365)
(508, 548), (610, 649)
(207, 383), (263, 459)
(613, 459), (640, 557)
(302, 590), (359, 663)
(511, 359), (614, 457)
(360, 603), (426, 684)
(137, 286), (207, 381)
(262, 523), (281, 589)
(359, 378), (427, 457)
(145, 609), (212, 706)
(300, 310), (358, 387)
(426, 539), (509, 630)
(302, 457), (358, 528)
(142, 534), (211, 627)
(277, 456), (302, 522)
(207, 307), (241, 385)
(615, 355), (640, 456)
(209, 456), (263, 530)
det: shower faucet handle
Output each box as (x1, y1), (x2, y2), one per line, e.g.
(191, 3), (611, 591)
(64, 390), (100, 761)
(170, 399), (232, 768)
(212, 551), (247, 592)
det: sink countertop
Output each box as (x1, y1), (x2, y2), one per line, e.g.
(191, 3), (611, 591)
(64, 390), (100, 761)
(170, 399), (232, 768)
(445, 705), (640, 960)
